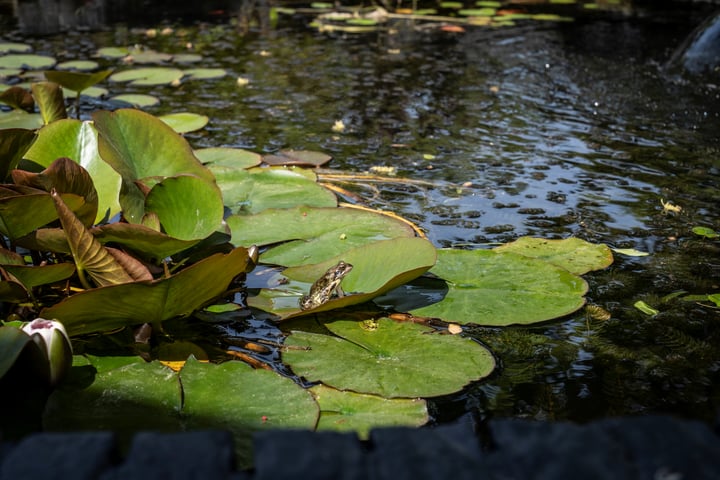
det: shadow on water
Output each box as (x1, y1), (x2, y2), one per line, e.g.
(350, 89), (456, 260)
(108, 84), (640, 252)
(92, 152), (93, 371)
(2, 1), (720, 425)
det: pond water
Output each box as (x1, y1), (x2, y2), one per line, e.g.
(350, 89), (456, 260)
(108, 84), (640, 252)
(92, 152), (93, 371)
(8, 2), (720, 425)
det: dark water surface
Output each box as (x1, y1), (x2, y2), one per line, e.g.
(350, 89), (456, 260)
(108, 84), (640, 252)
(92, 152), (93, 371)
(15, 3), (720, 424)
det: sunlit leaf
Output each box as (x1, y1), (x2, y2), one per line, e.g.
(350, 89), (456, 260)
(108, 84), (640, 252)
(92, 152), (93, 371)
(0, 42), (32, 54)
(50, 189), (134, 288)
(408, 249), (588, 326)
(172, 54), (203, 64)
(0, 110), (43, 129)
(158, 112), (209, 133)
(311, 384), (427, 439)
(262, 150), (332, 167)
(194, 147), (262, 169)
(30, 82), (67, 124)
(23, 119), (122, 224)
(494, 237), (613, 275)
(692, 226), (719, 239)
(0, 189), (84, 240)
(109, 93), (160, 107)
(56, 60), (99, 71)
(44, 70), (113, 93)
(634, 300), (659, 316)
(611, 247), (650, 257)
(96, 47), (129, 59)
(0, 54), (56, 69)
(182, 68), (226, 80)
(283, 317), (495, 397)
(109, 67), (183, 86)
(41, 247), (250, 335)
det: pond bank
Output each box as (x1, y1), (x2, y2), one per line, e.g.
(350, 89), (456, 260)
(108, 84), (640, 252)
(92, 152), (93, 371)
(1, 414), (718, 478)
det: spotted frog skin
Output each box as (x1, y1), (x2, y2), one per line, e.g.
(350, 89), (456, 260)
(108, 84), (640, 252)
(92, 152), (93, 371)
(299, 261), (353, 311)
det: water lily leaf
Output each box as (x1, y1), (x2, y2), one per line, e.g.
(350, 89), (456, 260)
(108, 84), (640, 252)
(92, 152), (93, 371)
(0, 42), (32, 54)
(0, 128), (36, 180)
(692, 226), (719, 239)
(96, 47), (129, 59)
(611, 247), (649, 257)
(0, 86), (34, 111)
(215, 166), (337, 215)
(180, 357), (319, 468)
(182, 67), (226, 79)
(23, 119), (122, 224)
(91, 223), (199, 260)
(2, 263), (76, 288)
(172, 54), (203, 64)
(144, 175), (224, 241)
(458, 7), (496, 15)
(258, 237), (436, 317)
(126, 50), (173, 64)
(0, 275), (28, 302)
(310, 384), (427, 439)
(30, 82), (67, 124)
(44, 69), (113, 93)
(494, 237), (613, 275)
(229, 206), (415, 267)
(41, 247), (250, 335)
(194, 147), (262, 169)
(62, 86), (108, 99)
(283, 317), (495, 398)
(158, 112), (209, 133)
(263, 150), (332, 167)
(43, 356), (182, 439)
(109, 67), (183, 86)
(109, 93), (159, 107)
(51, 189), (135, 288)
(634, 300), (659, 316)
(0, 189), (84, 240)
(93, 108), (214, 224)
(0, 110), (43, 129)
(409, 249), (588, 326)
(13, 157), (98, 227)
(56, 60), (99, 71)
(0, 54), (56, 69)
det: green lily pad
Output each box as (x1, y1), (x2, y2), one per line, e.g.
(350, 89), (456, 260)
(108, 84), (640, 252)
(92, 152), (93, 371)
(494, 237), (613, 275)
(44, 70), (113, 93)
(0, 54), (56, 70)
(0, 68), (22, 78)
(43, 356), (182, 437)
(459, 7), (496, 15)
(41, 247), (250, 335)
(109, 67), (184, 86)
(182, 68), (226, 80)
(409, 249), (588, 326)
(56, 60), (100, 71)
(2, 262), (75, 289)
(311, 384), (428, 439)
(92, 108), (215, 224)
(229, 206), (415, 266)
(23, 119), (122, 224)
(0, 42), (32, 54)
(0, 110), (43, 129)
(172, 53), (203, 64)
(126, 50), (173, 64)
(180, 357), (319, 468)
(283, 317), (496, 397)
(63, 86), (108, 99)
(96, 47), (130, 59)
(144, 175), (224, 241)
(109, 93), (159, 107)
(158, 112), (209, 133)
(217, 167), (337, 215)
(194, 147), (262, 169)
(253, 237), (436, 317)
(263, 150), (332, 167)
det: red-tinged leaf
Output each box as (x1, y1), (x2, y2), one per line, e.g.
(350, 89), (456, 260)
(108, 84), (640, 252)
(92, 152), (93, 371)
(106, 247), (153, 282)
(50, 188), (133, 288)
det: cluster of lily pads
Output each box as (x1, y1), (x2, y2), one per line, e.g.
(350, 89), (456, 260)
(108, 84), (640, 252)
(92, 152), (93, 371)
(0, 42), (615, 466)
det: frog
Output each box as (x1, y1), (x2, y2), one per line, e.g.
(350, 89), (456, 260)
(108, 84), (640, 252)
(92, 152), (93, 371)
(299, 261), (353, 311)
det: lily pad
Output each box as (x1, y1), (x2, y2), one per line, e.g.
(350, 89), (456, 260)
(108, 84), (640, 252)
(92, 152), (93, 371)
(43, 356), (182, 437)
(23, 119), (122, 224)
(109, 93), (159, 107)
(0, 54), (56, 70)
(63, 86), (108, 99)
(44, 70), (113, 93)
(310, 384), (428, 439)
(494, 237), (613, 275)
(409, 249), (589, 326)
(229, 206), (416, 266)
(0, 189), (84, 240)
(172, 54), (203, 64)
(109, 67), (184, 86)
(182, 68), (226, 80)
(0, 110), (43, 129)
(55, 60), (99, 71)
(41, 247), (250, 335)
(216, 167), (338, 215)
(125, 50), (173, 64)
(283, 317), (496, 397)
(180, 357), (319, 468)
(194, 147), (262, 169)
(158, 112), (209, 133)
(253, 237), (436, 317)
(144, 175), (224, 241)
(263, 150), (332, 167)
(0, 42), (32, 54)
(96, 47), (130, 59)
